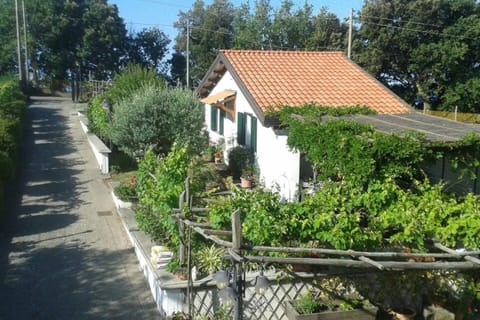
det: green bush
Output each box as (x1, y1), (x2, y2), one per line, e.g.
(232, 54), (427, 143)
(135, 146), (193, 246)
(106, 64), (165, 105)
(0, 79), (26, 211)
(86, 96), (109, 142)
(110, 84), (206, 159)
(0, 151), (14, 181)
(227, 146), (250, 180)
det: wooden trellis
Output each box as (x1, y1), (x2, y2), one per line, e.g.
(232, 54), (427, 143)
(173, 178), (480, 318)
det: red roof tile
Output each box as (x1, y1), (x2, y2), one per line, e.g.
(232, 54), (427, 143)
(219, 50), (411, 115)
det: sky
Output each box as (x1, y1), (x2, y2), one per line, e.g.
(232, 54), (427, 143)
(109, 0), (365, 42)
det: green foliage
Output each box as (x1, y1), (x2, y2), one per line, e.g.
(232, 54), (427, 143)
(355, 0), (480, 111)
(293, 291), (327, 314)
(127, 28), (171, 72)
(135, 145), (197, 246)
(106, 64), (165, 105)
(194, 244), (225, 275)
(85, 96), (109, 142)
(0, 79), (26, 211)
(277, 105), (426, 186)
(227, 146), (250, 180)
(109, 84), (206, 159)
(114, 178), (137, 202)
(206, 176), (480, 251)
(0, 151), (14, 181)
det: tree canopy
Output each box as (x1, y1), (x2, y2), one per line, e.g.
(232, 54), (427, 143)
(0, 0), (171, 85)
(354, 0), (480, 111)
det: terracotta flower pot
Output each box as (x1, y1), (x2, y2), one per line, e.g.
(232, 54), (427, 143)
(240, 177), (252, 188)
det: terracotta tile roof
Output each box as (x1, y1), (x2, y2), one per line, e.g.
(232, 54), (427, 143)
(220, 50), (411, 115)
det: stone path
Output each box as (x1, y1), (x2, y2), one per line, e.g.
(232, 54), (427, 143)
(0, 97), (160, 320)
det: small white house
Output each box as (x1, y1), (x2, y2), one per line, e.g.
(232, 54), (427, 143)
(197, 50), (411, 201)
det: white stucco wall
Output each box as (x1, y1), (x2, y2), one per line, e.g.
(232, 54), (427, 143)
(203, 70), (300, 201)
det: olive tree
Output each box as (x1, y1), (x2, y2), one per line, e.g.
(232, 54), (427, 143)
(109, 84), (207, 158)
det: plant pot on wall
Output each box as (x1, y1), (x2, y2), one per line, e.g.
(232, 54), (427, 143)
(240, 177), (252, 189)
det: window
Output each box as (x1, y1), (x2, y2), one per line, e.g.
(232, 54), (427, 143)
(211, 107), (226, 134)
(219, 110), (225, 135)
(237, 112), (257, 153)
(210, 107), (218, 132)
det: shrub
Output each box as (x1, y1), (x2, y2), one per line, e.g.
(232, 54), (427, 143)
(227, 146), (250, 180)
(110, 84), (206, 159)
(135, 145), (194, 246)
(86, 96), (109, 142)
(106, 64), (165, 105)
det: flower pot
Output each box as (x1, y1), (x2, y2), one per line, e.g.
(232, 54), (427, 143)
(284, 300), (377, 320)
(240, 177), (252, 188)
(390, 308), (416, 320)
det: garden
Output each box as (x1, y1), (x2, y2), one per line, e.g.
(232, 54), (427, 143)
(0, 77), (27, 214)
(86, 66), (480, 319)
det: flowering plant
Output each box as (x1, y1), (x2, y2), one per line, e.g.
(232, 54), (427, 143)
(241, 167), (257, 180)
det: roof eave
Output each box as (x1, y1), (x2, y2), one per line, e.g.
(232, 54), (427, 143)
(197, 51), (266, 124)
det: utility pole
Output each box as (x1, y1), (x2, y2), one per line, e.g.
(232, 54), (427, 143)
(22, 0), (28, 82)
(347, 8), (353, 59)
(15, 0), (23, 81)
(186, 16), (190, 89)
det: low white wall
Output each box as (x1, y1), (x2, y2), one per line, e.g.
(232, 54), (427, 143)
(86, 134), (110, 174)
(111, 190), (184, 318)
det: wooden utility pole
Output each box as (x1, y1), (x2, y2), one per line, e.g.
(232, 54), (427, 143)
(347, 8), (353, 59)
(186, 16), (190, 89)
(22, 0), (28, 81)
(15, 0), (23, 81)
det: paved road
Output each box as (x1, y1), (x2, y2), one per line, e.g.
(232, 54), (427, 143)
(0, 97), (160, 320)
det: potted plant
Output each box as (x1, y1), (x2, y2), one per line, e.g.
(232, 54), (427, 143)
(284, 277), (377, 320)
(240, 167), (254, 188)
(284, 290), (377, 320)
(227, 146), (250, 180)
(214, 151), (223, 164)
(202, 145), (215, 162)
(194, 244), (225, 277)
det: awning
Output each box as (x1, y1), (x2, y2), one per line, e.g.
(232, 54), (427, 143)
(200, 90), (236, 104)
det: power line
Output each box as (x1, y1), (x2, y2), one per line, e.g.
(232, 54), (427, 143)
(359, 20), (478, 42)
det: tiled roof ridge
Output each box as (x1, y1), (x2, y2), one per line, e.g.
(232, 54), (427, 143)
(221, 49), (344, 55)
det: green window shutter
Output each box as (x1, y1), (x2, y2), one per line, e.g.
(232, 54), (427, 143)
(211, 107), (218, 131)
(237, 112), (245, 145)
(250, 116), (257, 153)
(219, 110), (225, 135)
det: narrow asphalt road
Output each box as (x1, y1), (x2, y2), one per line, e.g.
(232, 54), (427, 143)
(0, 96), (160, 320)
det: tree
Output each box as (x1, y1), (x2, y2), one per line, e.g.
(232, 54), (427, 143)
(0, 0), (18, 75)
(78, 0), (128, 80)
(128, 27), (170, 74)
(109, 84), (207, 158)
(0, 0), (128, 82)
(354, 0), (480, 109)
(232, 0), (273, 49)
(173, 0), (234, 86)
(168, 49), (187, 86)
(307, 7), (348, 51)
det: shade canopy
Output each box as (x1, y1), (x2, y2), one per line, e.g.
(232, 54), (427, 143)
(200, 90), (236, 105)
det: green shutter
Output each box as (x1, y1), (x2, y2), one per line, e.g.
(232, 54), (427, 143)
(250, 116), (257, 153)
(237, 112), (245, 145)
(219, 110), (225, 135)
(211, 107), (218, 131)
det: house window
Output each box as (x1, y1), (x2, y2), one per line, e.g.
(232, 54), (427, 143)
(237, 112), (257, 153)
(219, 110), (225, 135)
(211, 107), (226, 134)
(210, 107), (218, 132)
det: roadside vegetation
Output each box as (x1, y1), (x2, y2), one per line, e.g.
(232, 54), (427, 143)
(88, 74), (480, 314)
(0, 77), (27, 213)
